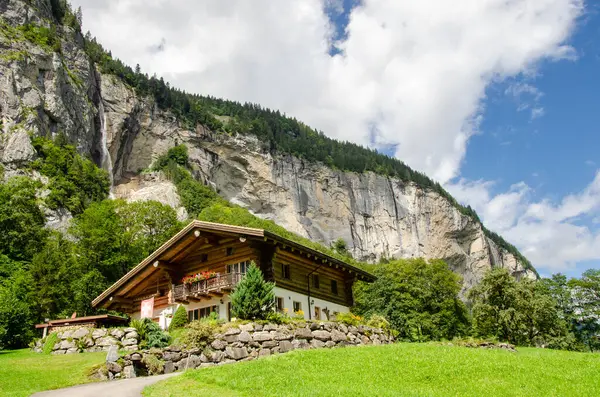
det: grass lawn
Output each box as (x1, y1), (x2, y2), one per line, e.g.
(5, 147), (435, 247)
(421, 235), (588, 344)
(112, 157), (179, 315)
(144, 343), (600, 397)
(0, 349), (105, 397)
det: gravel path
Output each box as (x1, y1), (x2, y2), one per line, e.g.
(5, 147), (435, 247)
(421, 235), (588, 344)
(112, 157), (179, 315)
(31, 373), (181, 397)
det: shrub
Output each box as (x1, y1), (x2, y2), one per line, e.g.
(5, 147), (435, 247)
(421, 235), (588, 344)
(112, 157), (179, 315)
(366, 314), (391, 331)
(335, 312), (363, 326)
(131, 318), (171, 348)
(142, 354), (164, 375)
(179, 320), (220, 349)
(230, 262), (275, 320)
(152, 144), (189, 171)
(42, 332), (59, 354)
(169, 305), (188, 331)
(264, 311), (291, 325)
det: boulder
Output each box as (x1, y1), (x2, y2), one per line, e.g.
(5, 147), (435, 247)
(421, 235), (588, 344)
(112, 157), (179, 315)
(66, 348), (79, 354)
(106, 361), (122, 373)
(331, 329), (347, 342)
(110, 329), (125, 339)
(124, 331), (138, 340)
(163, 361), (175, 374)
(252, 332), (273, 342)
(325, 341), (336, 348)
(211, 339), (227, 350)
(59, 330), (73, 340)
(309, 322), (321, 331)
(258, 349), (271, 357)
(261, 340), (278, 348)
(279, 340), (294, 353)
(92, 329), (107, 339)
(273, 331), (293, 341)
(123, 365), (136, 379)
(122, 338), (137, 346)
(310, 339), (325, 349)
(292, 339), (310, 350)
(239, 323), (254, 332)
(71, 328), (90, 339)
(106, 345), (119, 362)
(163, 351), (182, 362)
(225, 347), (248, 360)
(294, 327), (313, 340)
(224, 327), (241, 336)
(59, 340), (75, 350)
(123, 327), (136, 333)
(238, 331), (252, 343)
(338, 324), (348, 333)
(124, 345), (138, 351)
(263, 324), (277, 331)
(97, 337), (119, 347)
(130, 353), (142, 361)
(211, 351), (225, 363)
(312, 330), (331, 341)
(52, 350), (66, 355)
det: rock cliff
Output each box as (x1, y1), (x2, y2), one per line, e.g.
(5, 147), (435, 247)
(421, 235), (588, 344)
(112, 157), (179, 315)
(0, 0), (536, 291)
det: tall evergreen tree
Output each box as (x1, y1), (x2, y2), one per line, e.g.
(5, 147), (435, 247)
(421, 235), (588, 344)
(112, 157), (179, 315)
(230, 262), (275, 320)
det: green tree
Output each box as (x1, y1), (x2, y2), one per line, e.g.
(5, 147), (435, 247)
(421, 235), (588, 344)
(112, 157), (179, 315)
(230, 262), (275, 320)
(0, 271), (35, 349)
(469, 268), (573, 347)
(354, 258), (470, 341)
(0, 177), (47, 261)
(169, 305), (189, 331)
(569, 269), (600, 351)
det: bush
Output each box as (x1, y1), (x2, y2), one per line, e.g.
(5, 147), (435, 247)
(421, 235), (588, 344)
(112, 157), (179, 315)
(169, 305), (188, 331)
(366, 315), (391, 331)
(335, 312), (363, 326)
(131, 318), (171, 349)
(142, 354), (164, 375)
(152, 144), (189, 171)
(179, 320), (220, 349)
(230, 262), (275, 320)
(263, 311), (291, 325)
(42, 332), (59, 354)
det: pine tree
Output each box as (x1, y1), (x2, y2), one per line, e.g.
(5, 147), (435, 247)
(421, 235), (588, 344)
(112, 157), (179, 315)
(230, 262), (275, 320)
(169, 305), (188, 331)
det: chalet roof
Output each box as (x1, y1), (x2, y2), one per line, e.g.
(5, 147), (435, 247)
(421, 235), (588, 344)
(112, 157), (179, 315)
(92, 220), (376, 308)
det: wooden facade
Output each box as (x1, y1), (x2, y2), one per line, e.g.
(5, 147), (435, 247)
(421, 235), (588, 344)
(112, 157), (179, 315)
(92, 221), (375, 321)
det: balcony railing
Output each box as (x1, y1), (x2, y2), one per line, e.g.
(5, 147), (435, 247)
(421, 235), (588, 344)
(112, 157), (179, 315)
(172, 272), (243, 302)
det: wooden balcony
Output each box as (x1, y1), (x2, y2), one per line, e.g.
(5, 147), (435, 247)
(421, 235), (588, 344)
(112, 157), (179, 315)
(172, 272), (243, 303)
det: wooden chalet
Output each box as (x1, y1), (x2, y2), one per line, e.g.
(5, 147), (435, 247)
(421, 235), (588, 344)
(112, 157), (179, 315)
(92, 221), (375, 328)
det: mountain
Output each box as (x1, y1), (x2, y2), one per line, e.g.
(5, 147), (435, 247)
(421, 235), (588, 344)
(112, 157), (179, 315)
(0, 0), (537, 291)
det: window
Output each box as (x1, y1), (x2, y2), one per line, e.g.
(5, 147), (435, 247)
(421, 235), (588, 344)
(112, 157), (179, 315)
(331, 280), (338, 295)
(282, 264), (291, 279)
(227, 261), (250, 274)
(188, 305), (218, 321)
(293, 301), (302, 313)
(276, 297), (284, 313)
(312, 274), (320, 289)
(314, 306), (321, 320)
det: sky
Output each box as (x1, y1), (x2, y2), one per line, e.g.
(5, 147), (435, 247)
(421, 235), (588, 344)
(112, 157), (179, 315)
(70, 0), (600, 278)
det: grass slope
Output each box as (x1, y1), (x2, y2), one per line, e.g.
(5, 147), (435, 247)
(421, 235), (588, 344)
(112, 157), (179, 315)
(144, 343), (600, 397)
(0, 349), (105, 397)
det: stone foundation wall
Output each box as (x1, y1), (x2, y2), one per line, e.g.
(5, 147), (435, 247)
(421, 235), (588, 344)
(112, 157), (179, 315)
(33, 327), (140, 354)
(105, 321), (393, 380)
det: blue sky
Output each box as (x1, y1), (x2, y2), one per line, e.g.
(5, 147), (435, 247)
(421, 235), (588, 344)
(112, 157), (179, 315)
(74, 0), (597, 277)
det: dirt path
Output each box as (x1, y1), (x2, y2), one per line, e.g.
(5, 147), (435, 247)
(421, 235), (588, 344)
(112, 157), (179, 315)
(31, 373), (181, 397)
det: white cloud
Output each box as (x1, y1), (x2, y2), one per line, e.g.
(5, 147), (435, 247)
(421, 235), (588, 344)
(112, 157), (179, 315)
(72, 0), (583, 184)
(448, 171), (600, 273)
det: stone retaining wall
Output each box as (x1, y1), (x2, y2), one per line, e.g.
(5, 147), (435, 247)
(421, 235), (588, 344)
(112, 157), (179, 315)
(105, 321), (393, 379)
(33, 327), (140, 354)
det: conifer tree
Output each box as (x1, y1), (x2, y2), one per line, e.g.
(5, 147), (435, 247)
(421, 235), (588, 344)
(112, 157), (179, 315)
(169, 305), (189, 331)
(230, 262), (275, 320)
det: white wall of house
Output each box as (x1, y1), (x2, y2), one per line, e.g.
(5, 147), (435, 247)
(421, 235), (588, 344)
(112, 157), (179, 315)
(273, 286), (349, 321)
(129, 287), (349, 329)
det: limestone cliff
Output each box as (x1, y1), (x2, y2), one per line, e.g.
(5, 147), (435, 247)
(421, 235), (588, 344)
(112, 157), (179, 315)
(0, 0), (536, 292)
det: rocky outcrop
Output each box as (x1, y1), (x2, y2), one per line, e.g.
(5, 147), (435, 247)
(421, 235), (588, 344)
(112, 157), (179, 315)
(100, 321), (393, 380)
(0, 0), (535, 293)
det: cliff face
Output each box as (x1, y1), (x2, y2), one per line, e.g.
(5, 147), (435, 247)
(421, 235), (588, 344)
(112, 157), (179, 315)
(0, 0), (536, 291)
